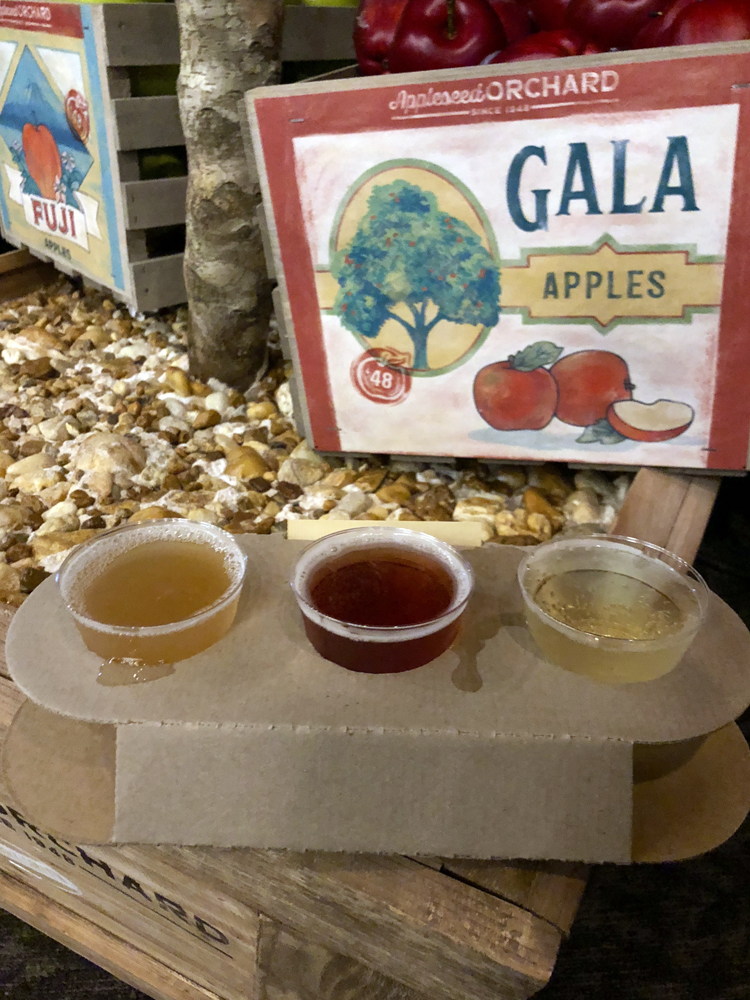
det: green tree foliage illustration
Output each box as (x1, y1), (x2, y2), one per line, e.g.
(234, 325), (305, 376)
(332, 180), (500, 371)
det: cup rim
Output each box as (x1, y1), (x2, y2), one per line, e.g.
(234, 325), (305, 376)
(55, 517), (248, 637)
(290, 525), (474, 637)
(517, 532), (709, 649)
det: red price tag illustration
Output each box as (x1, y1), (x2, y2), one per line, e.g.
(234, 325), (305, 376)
(350, 348), (412, 405)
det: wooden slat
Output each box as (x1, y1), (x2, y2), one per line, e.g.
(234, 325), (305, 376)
(122, 178), (188, 230)
(438, 860), (588, 937)
(113, 847), (561, 1000)
(0, 605), (14, 679)
(0, 868), (221, 1000)
(611, 468), (719, 562)
(113, 97), (184, 151)
(130, 254), (187, 313)
(257, 914), (431, 1000)
(101, 4), (180, 67)
(281, 7), (357, 62)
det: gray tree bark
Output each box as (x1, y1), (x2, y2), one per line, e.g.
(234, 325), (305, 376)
(175, 0), (284, 390)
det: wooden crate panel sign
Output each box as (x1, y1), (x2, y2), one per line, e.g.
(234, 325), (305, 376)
(0, 2), (126, 298)
(248, 44), (750, 470)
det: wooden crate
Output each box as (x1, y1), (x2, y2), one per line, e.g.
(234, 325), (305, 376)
(0, 2), (356, 314)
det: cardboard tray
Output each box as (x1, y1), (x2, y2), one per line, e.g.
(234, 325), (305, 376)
(6, 535), (750, 861)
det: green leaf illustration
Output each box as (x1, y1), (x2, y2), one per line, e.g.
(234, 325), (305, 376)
(510, 341), (563, 372)
(576, 419), (627, 445)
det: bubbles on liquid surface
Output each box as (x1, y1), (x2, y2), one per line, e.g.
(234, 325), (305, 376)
(533, 569), (687, 641)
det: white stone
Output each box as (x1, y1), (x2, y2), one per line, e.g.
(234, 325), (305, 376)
(275, 382), (294, 419)
(204, 391), (229, 416)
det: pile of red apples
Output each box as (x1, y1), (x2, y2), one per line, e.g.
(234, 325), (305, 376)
(355, 0), (750, 73)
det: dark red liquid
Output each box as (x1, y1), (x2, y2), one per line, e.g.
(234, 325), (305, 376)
(304, 548), (462, 674)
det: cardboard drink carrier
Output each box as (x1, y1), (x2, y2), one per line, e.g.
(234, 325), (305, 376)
(3, 469), (750, 863)
(5, 40), (750, 863)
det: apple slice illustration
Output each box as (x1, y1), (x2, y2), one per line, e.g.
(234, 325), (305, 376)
(606, 399), (695, 442)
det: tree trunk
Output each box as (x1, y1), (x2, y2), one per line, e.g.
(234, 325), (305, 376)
(175, 0), (283, 390)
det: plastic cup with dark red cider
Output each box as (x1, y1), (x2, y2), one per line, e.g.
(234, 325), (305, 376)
(291, 527), (474, 673)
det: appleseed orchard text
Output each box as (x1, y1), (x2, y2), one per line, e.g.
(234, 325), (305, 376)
(388, 68), (620, 113)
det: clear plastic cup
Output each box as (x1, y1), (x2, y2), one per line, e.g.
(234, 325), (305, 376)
(291, 527), (474, 673)
(56, 519), (247, 664)
(518, 534), (709, 684)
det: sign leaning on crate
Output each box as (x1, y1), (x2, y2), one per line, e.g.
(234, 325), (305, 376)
(0, 0), (186, 312)
(248, 42), (750, 472)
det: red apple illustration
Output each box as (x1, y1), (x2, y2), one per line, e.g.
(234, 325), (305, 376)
(22, 123), (62, 200)
(473, 341), (561, 431)
(65, 89), (90, 143)
(550, 350), (634, 427)
(607, 399), (694, 442)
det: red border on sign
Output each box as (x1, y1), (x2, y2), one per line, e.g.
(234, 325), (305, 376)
(254, 52), (750, 468)
(0, 1), (82, 38)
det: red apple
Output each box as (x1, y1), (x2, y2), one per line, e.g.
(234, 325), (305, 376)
(566, 0), (666, 48)
(354, 0), (410, 74)
(388, 0), (506, 73)
(550, 350), (633, 427)
(525, 0), (574, 29)
(22, 123), (61, 201)
(65, 89), (90, 143)
(631, 0), (696, 46)
(486, 26), (600, 59)
(485, 0), (534, 42)
(670, 0), (750, 43)
(473, 341), (561, 430)
(606, 399), (694, 441)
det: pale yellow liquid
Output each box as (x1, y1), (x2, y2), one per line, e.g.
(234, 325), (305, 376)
(527, 568), (700, 684)
(75, 540), (239, 666)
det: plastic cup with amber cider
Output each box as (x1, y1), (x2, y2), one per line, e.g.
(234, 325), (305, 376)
(56, 519), (247, 668)
(291, 526), (474, 673)
(518, 534), (709, 684)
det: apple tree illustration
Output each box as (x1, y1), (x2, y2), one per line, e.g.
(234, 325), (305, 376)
(331, 180), (500, 371)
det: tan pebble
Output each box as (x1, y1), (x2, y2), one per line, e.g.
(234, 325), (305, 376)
(453, 496), (505, 523)
(366, 506), (390, 520)
(0, 452), (13, 476)
(0, 505), (27, 532)
(83, 325), (110, 348)
(320, 468), (356, 489)
(5, 451), (53, 480)
(263, 500), (282, 518)
(523, 488), (564, 529)
(494, 467), (527, 491)
(190, 380), (211, 397)
(31, 529), (101, 560)
(563, 489), (602, 526)
(262, 471), (275, 482)
(290, 440), (328, 468)
(386, 508), (422, 521)
(14, 467), (63, 494)
(0, 562), (21, 602)
(164, 367), (191, 396)
(17, 326), (63, 353)
(376, 483), (412, 506)
(277, 457), (324, 488)
(128, 507), (179, 522)
(354, 468), (387, 493)
(246, 400), (276, 422)
(531, 468), (573, 502)
(192, 408), (222, 431)
(526, 512), (553, 541)
(224, 447), (269, 481)
(186, 508), (220, 525)
(73, 432), (146, 479)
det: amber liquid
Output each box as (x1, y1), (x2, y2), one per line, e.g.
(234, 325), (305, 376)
(527, 568), (699, 683)
(76, 540), (239, 665)
(305, 548), (460, 673)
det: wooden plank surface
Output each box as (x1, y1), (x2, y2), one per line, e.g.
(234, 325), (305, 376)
(130, 254), (187, 313)
(122, 178), (188, 230)
(281, 7), (357, 61)
(612, 468), (720, 562)
(118, 847), (560, 1000)
(101, 4), (181, 67)
(113, 97), (184, 151)
(0, 868), (222, 1000)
